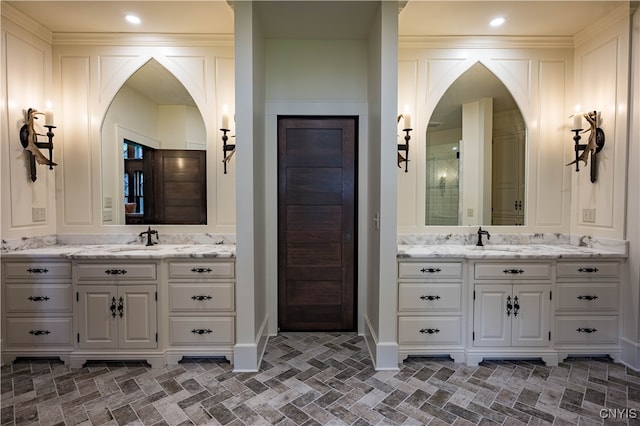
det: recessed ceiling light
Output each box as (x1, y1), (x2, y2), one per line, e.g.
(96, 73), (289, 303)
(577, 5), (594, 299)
(489, 16), (506, 27)
(125, 14), (141, 25)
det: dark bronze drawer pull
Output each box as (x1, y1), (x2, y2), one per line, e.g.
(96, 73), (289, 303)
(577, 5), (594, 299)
(117, 297), (124, 318)
(191, 267), (213, 274)
(577, 295), (599, 301)
(191, 328), (213, 335)
(577, 267), (599, 273)
(27, 268), (49, 274)
(29, 330), (51, 336)
(191, 295), (213, 301)
(27, 296), (50, 302)
(420, 267), (441, 274)
(419, 328), (440, 334)
(110, 297), (117, 318)
(506, 295), (513, 316)
(419, 295), (441, 301)
(577, 327), (597, 333)
(503, 269), (524, 274)
(105, 269), (127, 275)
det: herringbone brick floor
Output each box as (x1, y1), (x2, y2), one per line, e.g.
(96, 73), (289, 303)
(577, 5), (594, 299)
(2, 333), (640, 425)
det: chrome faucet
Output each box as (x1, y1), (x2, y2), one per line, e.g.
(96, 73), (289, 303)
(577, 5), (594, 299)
(139, 226), (159, 246)
(476, 227), (490, 247)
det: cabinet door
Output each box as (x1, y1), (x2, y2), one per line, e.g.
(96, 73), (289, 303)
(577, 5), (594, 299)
(119, 285), (157, 349)
(473, 285), (510, 347)
(78, 286), (118, 349)
(511, 285), (550, 347)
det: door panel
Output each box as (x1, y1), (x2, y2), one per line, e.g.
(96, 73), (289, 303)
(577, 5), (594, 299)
(278, 117), (356, 331)
(511, 285), (550, 347)
(473, 285), (510, 347)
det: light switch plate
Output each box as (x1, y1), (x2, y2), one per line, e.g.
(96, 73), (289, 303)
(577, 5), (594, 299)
(582, 208), (596, 223)
(32, 207), (46, 222)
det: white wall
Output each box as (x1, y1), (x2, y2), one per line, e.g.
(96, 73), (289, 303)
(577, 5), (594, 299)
(1, 9), (56, 241)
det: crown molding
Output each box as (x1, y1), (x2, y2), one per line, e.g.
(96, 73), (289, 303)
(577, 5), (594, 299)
(52, 33), (234, 47)
(573, 3), (631, 47)
(1, 3), (53, 44)
(399, 35), (574, 50)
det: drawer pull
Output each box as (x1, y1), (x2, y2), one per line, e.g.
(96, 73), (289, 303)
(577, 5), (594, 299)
(513, 296), (520, 317)
(28, 330), (51, 336)
(191, 267), (213, 274)
(419, 328), (440, 334)
(110, 297), (117, 318)
(117, 297), (124, 318)
(506, 295), (513, 316)
(577, 327), (597, 334)
(191, 295), (213, 301)
(420, 267), (441, 274)
(419, 295), (441, 301)
(577, 267), (599, 273)
(105, 269), (127, 275)
(577, 295), (599, 301)
(503, 269), (524, 274)
(27, 296), (50, 302)
(191, 328), (213, 335)
(27, 268), (49, 274)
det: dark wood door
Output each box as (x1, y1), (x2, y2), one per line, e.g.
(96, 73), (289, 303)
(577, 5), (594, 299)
(278, 117), (356, 331)
(152, 149), (207, 224)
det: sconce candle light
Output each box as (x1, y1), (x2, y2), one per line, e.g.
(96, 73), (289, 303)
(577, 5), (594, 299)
(220, 127), (235, 174)
(397, 113), (412, 173)
(567, 110), (605, 183)
(19, 108), (57, 182)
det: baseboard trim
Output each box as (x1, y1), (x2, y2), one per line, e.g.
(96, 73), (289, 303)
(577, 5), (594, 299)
(620, 337), (640, 371)
(363, 315), (399, 371)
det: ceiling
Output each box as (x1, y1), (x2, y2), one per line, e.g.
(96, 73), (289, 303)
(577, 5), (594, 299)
(5, 1), (630, 38)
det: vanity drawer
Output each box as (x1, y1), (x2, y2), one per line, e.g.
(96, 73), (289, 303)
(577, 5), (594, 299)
(4, 261), (71, 279)
(76, 263), (157, 281)
(169, 317), (234, 345)
(398, 283), (462, 312)
(474, 263), (551, 280)
(398, 317), (462, 345)
(557, 262), (619, 278)
(169, 283), (234, 312)
(555, 283), (619, 312)
(5, 284), (72, 313)
(4, 317), (73, 346)
(169, 261), (235, 279)
(555, 316), (618, 344)
(398, 262), (462, 279)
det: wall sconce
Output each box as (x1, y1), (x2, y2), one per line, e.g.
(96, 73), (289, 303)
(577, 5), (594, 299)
(19, 108), (57, 182)
(220, 108), (235, 174)
(397, 113), (412, 173)
(567, 110), (605, 183)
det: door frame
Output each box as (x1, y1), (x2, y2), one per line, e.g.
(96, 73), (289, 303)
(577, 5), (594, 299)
(276, 115), (359, 331)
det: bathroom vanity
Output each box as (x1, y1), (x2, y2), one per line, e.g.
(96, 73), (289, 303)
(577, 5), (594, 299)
(397, 244), (625, 367)
(1, 244), (235, 368)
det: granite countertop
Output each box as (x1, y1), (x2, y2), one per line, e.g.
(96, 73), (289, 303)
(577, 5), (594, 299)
(397, 244), (625, 259)
(0, 244), (236, 260)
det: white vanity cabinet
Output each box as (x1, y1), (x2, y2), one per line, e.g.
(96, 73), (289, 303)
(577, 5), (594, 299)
(397, 260), (465, 362)
(165, 259), (235, 364)
(72, 261), (161, 368)
(555, 261), (621, 362)
(468, 261), (556, 366)
(1, 259), (74, 365)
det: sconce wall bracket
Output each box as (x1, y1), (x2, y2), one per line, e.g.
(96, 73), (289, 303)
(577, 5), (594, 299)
(19, 108), (56, 182)
(397, 128), (412, 173)
(221, 128), (235, 174)
(567, 111), (605, 183)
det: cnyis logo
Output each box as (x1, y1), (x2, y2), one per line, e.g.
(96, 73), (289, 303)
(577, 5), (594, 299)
(600, 408), (638, 419)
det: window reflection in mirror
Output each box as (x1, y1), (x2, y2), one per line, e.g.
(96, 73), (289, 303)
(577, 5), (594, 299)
(101, 59), (207, 225)
(426, 62), (525, 226)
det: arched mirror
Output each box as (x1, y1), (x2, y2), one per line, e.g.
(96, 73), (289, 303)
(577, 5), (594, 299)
(101, 59), (207, 225)
(426, 62), (526, 226)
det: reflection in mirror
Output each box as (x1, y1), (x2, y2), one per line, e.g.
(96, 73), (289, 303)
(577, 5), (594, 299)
(426, 62), (526, 226)
(102, 59), (207, 225)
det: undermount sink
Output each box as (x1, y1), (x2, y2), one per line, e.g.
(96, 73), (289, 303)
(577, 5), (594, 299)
(469, 245), (522, 252)
(110, 245), (164, 252)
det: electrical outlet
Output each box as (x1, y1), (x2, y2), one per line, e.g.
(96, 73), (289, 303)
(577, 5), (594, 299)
(103, 210), (113, 222)
(32, 207), (46, 222)
(104, 196), (113, 208)
(583, 208), (596, 223)
(467, 208), (474, 217)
